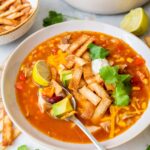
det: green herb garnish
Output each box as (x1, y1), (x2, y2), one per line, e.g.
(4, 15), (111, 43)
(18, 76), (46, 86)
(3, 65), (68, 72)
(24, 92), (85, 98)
(99, 66), (132, 106)
(17, 145), (28, 150)
(112, 82), (130, 106)
(88, 43), (109, 60)
(146, 145), (150, 150)
(43, 11), (64, 27)
(99, 66), (119, 84)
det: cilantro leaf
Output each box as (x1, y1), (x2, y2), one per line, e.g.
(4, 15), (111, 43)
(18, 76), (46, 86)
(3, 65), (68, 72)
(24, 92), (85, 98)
(146, 145), (150, 150)
(118, 74), (131, 82)
(99, 65), (132, 106)
(99, 66), (119, 84)
(88, 43), (109, 60)
(118, 74), (132, 94)
(112, 82), (130, 106)
(18, 145), (28, 150)
(43, 11), (64, 27)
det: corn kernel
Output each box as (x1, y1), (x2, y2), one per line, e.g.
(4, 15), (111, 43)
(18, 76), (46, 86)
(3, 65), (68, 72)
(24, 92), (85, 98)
(143, 78), (148, 85)
(142, 102), (147, 109)
(132, 86), (140, 91)
(127, 57), (133, 63)
(116, 57), (125, 62)
(118, 121), (126, 127)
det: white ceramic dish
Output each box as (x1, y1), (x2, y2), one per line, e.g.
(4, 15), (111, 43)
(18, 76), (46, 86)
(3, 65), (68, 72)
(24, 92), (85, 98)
(1, 20), (150, 150)
(64, 0), (149, 14)
(0, 0), (39, 45)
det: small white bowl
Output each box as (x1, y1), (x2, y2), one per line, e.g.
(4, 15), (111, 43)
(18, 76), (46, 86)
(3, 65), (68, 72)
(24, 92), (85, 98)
(1, 20), (150, 150)
(64, 0), (149, 14)
(0, 0), (39, 45)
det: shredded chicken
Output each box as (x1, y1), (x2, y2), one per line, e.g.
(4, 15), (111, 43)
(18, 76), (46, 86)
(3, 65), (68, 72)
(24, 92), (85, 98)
(100, 121), (110, 133)
(86, 125), (101, 134)
(38, 91), (52, 113)
(51, 80), (63, 96)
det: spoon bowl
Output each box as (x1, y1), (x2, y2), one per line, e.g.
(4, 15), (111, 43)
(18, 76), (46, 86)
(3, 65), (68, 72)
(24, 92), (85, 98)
(61, 86), (105, 150)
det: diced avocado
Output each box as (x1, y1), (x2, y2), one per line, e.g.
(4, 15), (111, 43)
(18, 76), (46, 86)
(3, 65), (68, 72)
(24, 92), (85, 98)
(51, 97), (73, 117)
(60, 70), (72, 87)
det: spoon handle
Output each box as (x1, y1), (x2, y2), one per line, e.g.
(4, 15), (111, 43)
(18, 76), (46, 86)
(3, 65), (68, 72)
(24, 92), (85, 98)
(71, 116), (106, 150)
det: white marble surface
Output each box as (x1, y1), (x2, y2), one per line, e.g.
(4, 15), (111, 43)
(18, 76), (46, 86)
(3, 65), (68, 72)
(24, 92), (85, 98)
(0, 0), (150, 149)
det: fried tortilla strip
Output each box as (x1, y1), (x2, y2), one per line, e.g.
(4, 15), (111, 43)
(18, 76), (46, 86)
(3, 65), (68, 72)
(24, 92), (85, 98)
(3, 25), (15, 31)
(82, 51), (91, 61)
(2, 115), (13, 146)
(88, 82), (109, 99)
(79, 86), (101, 106)
(7, 12), (24, 20)
(78, 78), (87, 88)
(75, 36), (95, 57)
(73, 91), (95, 120)
(0, 18), (18, 26)
(91, 97), (112, 124)
(0, 119), (3, 133)
(0, 143), (6, 150)
(0, 3), (30, 18)
(21, 6), (31, 14)
(144, 36), (150, 48)
(0, 26), (5, 33)
(13, 128), (21, 140)
(83, 63), (93, 81)
(86, 74), (103, 84)
(51, 80), (62, 96)
(0, 0), (15, 11)
(65, 55), (75, 69)
(75, 57), (87, 66)
(68, 34), (89, 54)
(68, 66), (82, 90)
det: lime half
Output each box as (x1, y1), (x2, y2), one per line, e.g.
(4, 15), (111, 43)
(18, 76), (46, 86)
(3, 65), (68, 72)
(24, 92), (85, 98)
(32, 60), (51, 86)
(120, 8), (149, 36)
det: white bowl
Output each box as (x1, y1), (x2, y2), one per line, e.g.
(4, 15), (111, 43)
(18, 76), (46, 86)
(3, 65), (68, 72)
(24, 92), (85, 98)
(64, 0), (149, 14)
(0, 0), (39, 45)
(1, 20), (150, 150)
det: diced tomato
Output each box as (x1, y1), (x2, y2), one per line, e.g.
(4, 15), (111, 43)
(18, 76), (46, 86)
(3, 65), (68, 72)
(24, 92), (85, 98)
(131, 76), (140, 85)
(15, 82), (23, 90)
(132, 57), (145, 66)
(19, 72), (26, 81)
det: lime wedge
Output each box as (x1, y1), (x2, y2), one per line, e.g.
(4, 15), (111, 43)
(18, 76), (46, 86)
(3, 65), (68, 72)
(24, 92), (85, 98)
(120, 8), (149, 36)
(32, 60), (51, 86)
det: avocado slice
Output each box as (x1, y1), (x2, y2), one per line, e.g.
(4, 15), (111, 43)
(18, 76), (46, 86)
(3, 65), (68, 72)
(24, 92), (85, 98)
(60, 70), (72, 87)
(51, 97), (73, 117)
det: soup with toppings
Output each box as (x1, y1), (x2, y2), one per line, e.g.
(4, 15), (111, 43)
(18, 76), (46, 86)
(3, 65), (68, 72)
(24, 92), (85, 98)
(15, 31), (150, 143)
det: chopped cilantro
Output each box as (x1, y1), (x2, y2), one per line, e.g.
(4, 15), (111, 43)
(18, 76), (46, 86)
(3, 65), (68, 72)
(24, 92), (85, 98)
(43, 11), (64, 27)
(17, 145), (28, 150)
(88, 43), (109, 60)
(99, 65), (132, 106)
(112, 82), (130, 106)
(99, 66), (119, 84)
(146, 145), (150, 150)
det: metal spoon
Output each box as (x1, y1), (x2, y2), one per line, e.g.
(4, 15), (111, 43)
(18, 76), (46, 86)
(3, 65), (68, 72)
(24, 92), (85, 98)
(62, 87), (106, 150)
